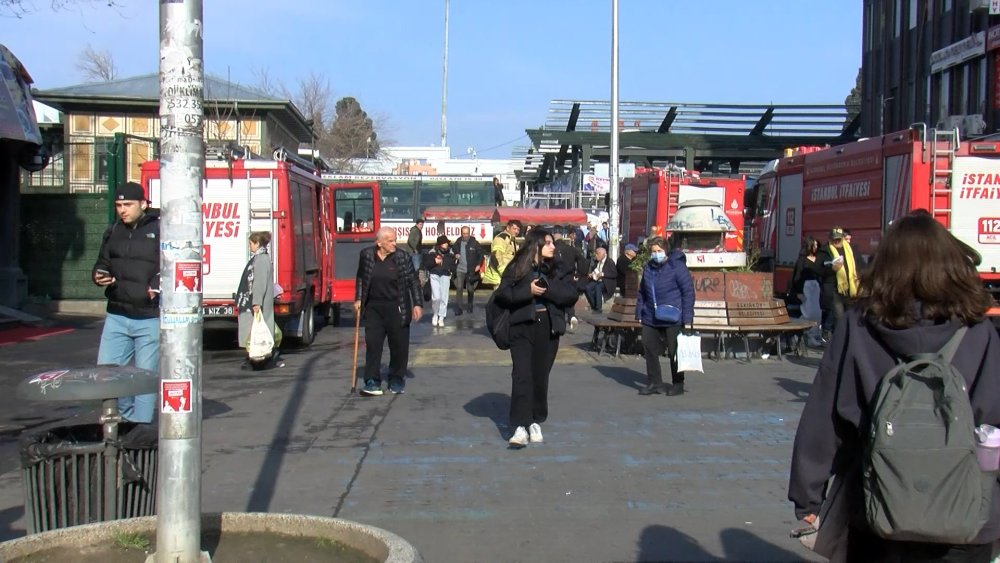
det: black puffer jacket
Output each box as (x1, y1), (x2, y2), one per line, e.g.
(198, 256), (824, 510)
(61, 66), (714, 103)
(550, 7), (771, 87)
(355, 246), (422, 326)
(93, 210), (161, 319)
(495, 262), (577, 336)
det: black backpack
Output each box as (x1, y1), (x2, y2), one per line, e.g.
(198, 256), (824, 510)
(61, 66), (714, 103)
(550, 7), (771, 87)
(485, 291), (510, 350)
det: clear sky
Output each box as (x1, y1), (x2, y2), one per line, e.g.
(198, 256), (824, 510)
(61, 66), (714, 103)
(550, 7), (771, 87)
(4, 0), (861, 160)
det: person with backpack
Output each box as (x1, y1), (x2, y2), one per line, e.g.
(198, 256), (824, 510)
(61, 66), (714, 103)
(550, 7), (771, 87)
(788, 211), (1000, 562)
(493, 229), (577, 448)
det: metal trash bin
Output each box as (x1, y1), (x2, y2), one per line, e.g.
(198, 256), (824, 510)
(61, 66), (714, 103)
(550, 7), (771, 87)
(20, 422), (158, 533)
(15, 365), (161, 534)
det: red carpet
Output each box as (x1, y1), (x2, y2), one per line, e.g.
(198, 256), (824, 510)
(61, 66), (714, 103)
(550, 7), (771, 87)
(0, 326), (75, 346)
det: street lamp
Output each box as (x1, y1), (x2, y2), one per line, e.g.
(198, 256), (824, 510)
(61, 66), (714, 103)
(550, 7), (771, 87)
(467, 146), (479, 175)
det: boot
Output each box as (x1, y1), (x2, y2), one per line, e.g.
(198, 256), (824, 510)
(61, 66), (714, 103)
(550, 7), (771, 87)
(665, 382), (685, 396)
(638, 383), (663, 395)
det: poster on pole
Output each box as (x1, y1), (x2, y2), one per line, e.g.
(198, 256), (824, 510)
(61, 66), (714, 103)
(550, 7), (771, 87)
(174, 260), (202, 293)
(161, 379), (192, 413)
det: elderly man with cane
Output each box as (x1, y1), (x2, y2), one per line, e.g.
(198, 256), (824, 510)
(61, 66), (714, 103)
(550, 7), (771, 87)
(354, 227), (423, 396)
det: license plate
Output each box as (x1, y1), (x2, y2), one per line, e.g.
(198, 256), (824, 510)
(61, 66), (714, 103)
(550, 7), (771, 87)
(203, 305), (234, 317)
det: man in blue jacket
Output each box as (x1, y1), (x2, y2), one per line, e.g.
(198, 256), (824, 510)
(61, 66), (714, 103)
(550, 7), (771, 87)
(93, 182), (161, 423)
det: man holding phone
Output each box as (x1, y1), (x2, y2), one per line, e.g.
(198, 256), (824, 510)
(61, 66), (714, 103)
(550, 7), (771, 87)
(92, 182), (161, 423)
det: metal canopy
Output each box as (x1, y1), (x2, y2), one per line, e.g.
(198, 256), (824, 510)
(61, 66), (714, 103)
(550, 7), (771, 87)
(515, 99), (861, 184)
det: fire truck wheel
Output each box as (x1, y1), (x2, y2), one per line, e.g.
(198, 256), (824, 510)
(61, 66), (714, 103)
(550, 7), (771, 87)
(296, 296), (316, 347)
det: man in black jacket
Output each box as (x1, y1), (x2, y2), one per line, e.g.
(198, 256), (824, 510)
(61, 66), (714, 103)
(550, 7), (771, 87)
(93, 182), (161, 423)
(354, 227), (423, 396)
(451, 226), (484, 315)
(584, 246), (618, 312)
(553, 227), (587, 329)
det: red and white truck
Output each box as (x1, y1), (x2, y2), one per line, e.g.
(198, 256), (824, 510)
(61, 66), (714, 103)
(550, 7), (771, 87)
(622, 167), (748, 268)
(142, 154), (380, 344)
(747, 125), (1000, 302)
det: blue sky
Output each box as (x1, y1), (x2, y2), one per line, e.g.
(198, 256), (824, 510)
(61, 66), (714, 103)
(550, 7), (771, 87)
(5, 0), (861, 159)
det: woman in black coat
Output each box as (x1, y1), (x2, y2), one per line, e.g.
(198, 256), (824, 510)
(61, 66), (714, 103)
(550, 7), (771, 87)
(791, 236), (825, 346)
(495, 229), (577, 448)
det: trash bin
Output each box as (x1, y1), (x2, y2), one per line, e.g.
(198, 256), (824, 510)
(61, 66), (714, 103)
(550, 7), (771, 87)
(15, 366), (161, 534)
(20, 422), (158, 534)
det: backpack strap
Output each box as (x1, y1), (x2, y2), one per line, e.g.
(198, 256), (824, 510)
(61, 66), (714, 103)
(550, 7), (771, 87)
(936, 326), (968, 363)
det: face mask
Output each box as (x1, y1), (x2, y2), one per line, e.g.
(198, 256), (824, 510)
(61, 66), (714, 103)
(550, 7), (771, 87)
(651, 251), (667, 263)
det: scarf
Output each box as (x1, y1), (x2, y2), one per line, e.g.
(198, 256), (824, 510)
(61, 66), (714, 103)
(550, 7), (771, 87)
(829, 243), (858, 298)
(236, 245), (270, 311)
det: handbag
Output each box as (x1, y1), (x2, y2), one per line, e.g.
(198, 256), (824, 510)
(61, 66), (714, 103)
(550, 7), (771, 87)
(651, 275), (681, 324)
(247, 310), (275, 361)
(677, 332), (704, 373)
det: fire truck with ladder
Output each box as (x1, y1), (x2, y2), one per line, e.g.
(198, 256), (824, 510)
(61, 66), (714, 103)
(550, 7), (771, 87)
(747, 125), (1000, 307)
(142, 149), (380, 345)
(622, 167), (748, 268)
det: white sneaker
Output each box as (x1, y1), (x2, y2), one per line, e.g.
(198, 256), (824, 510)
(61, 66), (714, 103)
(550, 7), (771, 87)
(528, 423), (543, 443)
(432, 315), (440, 327)
(569, 316), (578, 331)
(508, 426), (529, 448)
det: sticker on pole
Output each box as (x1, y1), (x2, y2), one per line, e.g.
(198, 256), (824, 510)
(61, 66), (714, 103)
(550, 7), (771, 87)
(174, 261), (202, 293)
(161, 379), (192, 413)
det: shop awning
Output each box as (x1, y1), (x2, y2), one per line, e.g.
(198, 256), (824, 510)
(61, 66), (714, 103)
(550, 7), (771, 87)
(492, 207), (588, 226)
(422, 206), (496, 222)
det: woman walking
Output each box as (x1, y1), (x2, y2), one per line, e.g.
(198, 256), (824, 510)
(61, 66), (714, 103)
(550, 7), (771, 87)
(791, 236), (825, 347)
(789, 211), (1000, 562)
(423, 235), (456, 326)
(236, 231), (282, 369)
(635, 236), (694, 396)
(495, 229), (577, 448)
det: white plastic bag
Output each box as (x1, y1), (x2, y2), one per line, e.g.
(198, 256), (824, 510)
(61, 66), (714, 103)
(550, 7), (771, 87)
(247, 310), (274, 361)
(677, 332), (704, 373)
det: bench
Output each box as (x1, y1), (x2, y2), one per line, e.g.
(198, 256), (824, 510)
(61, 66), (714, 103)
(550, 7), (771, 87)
(590, 318), (817, 361)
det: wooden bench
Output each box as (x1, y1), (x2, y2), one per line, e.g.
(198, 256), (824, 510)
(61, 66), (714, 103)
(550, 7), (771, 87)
(590, 318), (817, 361)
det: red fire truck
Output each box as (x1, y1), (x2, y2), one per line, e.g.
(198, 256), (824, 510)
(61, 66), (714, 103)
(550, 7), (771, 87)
(142, 153), (380, 345)
(747, 125), (1000, 299)
(622, 167), (748, 268)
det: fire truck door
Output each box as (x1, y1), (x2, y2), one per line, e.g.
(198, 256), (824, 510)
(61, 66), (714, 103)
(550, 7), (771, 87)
(330, 183), (379, 294)
(776, 173), (803, 267)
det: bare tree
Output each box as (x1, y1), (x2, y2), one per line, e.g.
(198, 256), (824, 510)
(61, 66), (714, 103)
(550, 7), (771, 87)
(75, 44), (117, 82)
(250, 66), (289, 100)
(2, 0), (123, 18)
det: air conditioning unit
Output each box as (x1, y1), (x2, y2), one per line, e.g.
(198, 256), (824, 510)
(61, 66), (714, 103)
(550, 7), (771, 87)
(963, 114), (987, 136)
(936, 115), (965, 133)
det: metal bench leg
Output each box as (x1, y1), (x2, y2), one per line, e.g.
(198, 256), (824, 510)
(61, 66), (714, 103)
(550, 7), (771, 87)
(776, 333), (784, 361)
(743, 333), (752, 363)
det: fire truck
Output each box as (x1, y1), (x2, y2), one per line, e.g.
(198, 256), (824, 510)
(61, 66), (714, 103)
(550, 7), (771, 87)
(622, 167), (748, 268)
(142, 152), (380, 345)
(747, 125), (1000, 299)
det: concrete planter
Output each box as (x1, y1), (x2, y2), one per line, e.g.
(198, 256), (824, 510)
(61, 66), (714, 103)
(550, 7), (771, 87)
(0, 512), (422, 562)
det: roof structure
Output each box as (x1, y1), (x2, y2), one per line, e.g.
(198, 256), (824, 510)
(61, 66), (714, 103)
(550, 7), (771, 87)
(514, 99), (861, 183)
(33, 74), (313, 141)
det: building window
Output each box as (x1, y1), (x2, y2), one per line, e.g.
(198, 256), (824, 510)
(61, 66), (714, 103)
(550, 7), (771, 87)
(94, 137), (115, 185)
(909, 0), (919, 29)
(894, 0), (902, 37)
(979, 56), (987, 114)
(943, 0), (952, 12)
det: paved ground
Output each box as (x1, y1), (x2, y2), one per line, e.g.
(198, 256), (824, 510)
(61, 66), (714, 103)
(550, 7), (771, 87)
(0, 303), (823, 562)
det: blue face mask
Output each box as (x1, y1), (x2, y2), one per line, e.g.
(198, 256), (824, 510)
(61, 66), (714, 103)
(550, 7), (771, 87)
(651, 251), (667, 263)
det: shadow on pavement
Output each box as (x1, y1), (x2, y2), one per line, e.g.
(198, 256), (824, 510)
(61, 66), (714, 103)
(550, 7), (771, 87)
(462, 392), (508, 437)
(0, 505), (24, 542)
(773, 377), (812, 403)
(594, 365), (644, 392)
(203, 398), (232, 419)
(637, 525), (809, 562)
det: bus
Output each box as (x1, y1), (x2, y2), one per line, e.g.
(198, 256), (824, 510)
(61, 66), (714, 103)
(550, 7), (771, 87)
(321, 174), (496, 244)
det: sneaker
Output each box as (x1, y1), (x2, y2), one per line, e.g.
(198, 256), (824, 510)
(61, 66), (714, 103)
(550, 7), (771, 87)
(569, 316), (578, 331)
(360, 380), (383, 396)
(508, 426), (529, 448)
(389, 382), (405, 394)
(528, 423), (543, 443)
(454, 308), (463, 316)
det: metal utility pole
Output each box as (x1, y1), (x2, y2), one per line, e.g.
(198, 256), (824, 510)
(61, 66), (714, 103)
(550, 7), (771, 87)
(151, 0), (208, 562)
(441, 0), (449, 148)
(608, 0), (621, 262)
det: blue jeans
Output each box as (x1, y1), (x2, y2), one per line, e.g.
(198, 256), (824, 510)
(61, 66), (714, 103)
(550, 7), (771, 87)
(97, 313), (160, 423)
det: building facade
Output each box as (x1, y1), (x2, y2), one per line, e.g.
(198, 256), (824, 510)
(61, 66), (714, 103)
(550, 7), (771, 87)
(863, 0), (998, 137)
(24, 74), (312, 194)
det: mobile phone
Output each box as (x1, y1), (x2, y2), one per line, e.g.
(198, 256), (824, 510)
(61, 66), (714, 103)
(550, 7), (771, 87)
(95, 268), (111, 277)
(789, 524), (817, 538)
(535, 277), (548, 288)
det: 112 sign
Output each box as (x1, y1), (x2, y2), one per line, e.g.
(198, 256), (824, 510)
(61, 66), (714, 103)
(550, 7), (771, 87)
(978, 217), (1000, 243)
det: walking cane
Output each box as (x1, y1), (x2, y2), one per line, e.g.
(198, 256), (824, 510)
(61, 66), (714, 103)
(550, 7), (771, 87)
(350, 305), (361, 394)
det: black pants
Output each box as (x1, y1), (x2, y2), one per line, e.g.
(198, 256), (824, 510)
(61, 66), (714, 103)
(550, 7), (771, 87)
(584, 280), (607, 311)
(642, 324), (683, 386)
(508, 311), (560, 428)
(363, 301), (410, 387)
(846, 526), (991, 562)
(453, 271), (478, 311)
